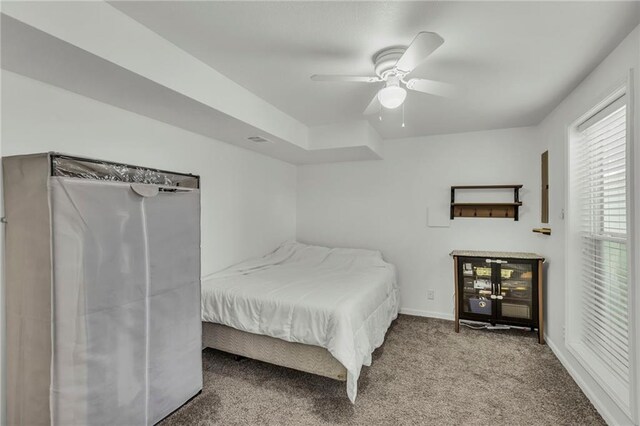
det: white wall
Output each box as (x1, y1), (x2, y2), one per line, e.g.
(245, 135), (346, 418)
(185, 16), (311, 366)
(536, 26), (640, 426)
(297, 126), (545, 319)
(1, 71), (297, 275)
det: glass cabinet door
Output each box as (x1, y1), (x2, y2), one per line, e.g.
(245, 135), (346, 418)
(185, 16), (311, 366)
(459, 258), (495, 320)
(497, 261), (536, 324)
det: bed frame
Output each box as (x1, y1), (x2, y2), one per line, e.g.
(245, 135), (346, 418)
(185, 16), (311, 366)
(202, 322), (347, 381)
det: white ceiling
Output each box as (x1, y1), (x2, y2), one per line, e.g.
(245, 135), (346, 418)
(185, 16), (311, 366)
(111, 1), (639, 139)
(2, 13), (382, 164)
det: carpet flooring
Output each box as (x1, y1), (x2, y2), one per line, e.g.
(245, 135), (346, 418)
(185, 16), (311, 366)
(162, 315), (604, 425)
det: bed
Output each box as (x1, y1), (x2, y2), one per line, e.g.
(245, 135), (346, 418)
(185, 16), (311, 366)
(201, 241), (399, 402)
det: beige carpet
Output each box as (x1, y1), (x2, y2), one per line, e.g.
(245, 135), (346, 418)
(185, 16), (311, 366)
(162, 315), (604, 425)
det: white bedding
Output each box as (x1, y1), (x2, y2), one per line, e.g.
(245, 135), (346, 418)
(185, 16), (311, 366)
(201, 241), (399, 402)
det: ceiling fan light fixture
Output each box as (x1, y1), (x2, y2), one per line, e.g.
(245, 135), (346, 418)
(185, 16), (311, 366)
(377, 85), (407, 109)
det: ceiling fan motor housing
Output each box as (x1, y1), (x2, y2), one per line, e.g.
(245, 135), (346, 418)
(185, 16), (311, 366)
(373, 48), (406, 79)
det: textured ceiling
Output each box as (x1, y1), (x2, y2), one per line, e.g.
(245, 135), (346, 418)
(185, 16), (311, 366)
(112, 1), (639, 139)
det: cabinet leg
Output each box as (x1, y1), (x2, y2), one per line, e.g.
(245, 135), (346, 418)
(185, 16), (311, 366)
(453, 256), (460, 334)
(537, 260), (545, 344)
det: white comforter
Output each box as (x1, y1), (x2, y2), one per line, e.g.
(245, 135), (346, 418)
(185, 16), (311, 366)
(201, 241), (399, 402)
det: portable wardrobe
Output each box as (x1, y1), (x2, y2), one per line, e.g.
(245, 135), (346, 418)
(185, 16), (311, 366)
(4, 153), (202, 425)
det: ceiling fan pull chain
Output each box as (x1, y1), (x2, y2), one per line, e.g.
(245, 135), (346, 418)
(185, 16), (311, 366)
(402, 103), (405, 128)
(379, 103), (382, 121)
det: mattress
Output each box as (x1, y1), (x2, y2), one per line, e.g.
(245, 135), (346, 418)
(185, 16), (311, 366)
(201, 241), (399, 402)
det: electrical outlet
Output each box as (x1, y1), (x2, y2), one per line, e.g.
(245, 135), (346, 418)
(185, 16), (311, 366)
(427, 290), (435, 300)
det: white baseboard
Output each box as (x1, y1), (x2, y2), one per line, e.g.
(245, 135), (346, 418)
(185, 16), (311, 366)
(399, 307), (454, 321)
(545, 335), (625, 426)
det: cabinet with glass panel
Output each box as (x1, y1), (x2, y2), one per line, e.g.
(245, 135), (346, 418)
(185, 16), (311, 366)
(451, 250), (545, 344)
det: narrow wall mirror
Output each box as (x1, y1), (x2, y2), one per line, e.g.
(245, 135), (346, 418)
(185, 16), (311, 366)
(541, 150), (549, 223)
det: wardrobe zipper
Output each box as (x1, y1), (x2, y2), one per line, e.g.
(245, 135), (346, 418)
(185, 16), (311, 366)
(140, 199), (151, 426)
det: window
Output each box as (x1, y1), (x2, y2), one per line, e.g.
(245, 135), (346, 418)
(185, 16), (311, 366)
(568, 88), (633, 414)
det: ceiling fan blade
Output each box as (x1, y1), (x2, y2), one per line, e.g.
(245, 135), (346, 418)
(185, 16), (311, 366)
(363, 93), (381, 115)
(406, 78), (458, 98)
(395, 32), (444, 74)
(311, 74), (381, 83)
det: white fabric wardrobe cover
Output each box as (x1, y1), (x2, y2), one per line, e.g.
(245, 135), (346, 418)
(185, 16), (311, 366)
(49, 177), (202, 425)
(201, 241), (399, 402)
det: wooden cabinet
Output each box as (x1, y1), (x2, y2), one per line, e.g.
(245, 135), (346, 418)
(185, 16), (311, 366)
(451, 250), (545, 344)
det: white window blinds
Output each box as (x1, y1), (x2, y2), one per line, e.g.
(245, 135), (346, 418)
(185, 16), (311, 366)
(574, 95), (630, 387)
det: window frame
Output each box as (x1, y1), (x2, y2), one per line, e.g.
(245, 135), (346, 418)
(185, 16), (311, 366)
(566, 79), (637, 419)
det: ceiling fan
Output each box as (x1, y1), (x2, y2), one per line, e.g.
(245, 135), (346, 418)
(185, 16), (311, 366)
(311, 32), (456, 115)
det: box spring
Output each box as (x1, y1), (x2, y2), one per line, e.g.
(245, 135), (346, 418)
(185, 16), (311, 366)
(202, 322), (347, 381)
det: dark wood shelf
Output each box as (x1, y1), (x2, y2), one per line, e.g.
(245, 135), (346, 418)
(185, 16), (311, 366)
(450, 185), (523, 221)
(451, 202), (523, 207)
(451, 184), (523, 190)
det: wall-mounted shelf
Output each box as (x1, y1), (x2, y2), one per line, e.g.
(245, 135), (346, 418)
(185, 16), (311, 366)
(450, 185), (523, 221)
